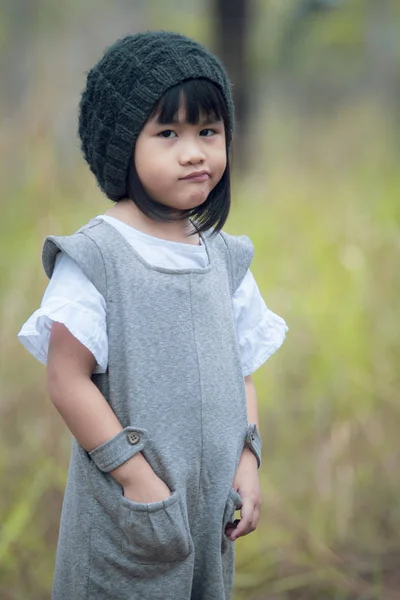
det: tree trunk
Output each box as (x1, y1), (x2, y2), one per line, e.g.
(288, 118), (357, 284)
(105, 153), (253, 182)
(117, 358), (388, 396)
(211, 0), (252, 169)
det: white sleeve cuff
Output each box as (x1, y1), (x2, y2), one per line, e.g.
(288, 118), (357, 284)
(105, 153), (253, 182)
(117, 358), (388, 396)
(239, 309), (288, 376)
(17, 299), (108, 373)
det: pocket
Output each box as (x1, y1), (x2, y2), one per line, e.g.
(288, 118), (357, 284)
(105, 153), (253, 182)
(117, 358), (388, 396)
(119, 490), (191, 564)
(228, 489), (242, 511)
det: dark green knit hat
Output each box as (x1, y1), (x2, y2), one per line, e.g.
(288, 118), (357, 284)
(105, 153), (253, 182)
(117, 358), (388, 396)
(78, 31), (234, 201)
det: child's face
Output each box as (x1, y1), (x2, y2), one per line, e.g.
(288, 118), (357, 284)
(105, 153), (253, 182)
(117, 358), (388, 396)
(134, 106), (227, 212)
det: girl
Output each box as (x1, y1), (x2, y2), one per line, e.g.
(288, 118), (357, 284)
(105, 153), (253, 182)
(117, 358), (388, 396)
(18, 31), (287, 600)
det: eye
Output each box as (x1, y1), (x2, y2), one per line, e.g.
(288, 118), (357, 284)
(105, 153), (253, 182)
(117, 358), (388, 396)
(158, 130), (177, 139)
(200, 129), (217, 137)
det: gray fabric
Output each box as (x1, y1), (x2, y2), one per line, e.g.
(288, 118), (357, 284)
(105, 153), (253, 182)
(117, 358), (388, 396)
(42, 218), (256, 600)
(245, 424), (262, 468)
(89, 426), (149, 473)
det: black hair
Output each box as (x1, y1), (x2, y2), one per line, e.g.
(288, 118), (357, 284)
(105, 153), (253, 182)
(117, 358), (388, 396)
(126, 78), (232, 235)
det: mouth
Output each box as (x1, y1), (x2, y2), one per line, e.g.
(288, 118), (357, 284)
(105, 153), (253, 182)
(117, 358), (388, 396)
(180, 170), (210, 182)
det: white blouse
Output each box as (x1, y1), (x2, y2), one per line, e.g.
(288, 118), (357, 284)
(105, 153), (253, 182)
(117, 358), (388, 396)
(18, 215), (288, 376)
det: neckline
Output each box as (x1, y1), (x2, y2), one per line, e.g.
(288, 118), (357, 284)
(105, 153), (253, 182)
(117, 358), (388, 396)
(99, 214), (205, 252)
(92, 218), (213, 275)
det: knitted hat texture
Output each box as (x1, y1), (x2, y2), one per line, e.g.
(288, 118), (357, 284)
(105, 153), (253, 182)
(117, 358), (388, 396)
(78, 31), (234, 201)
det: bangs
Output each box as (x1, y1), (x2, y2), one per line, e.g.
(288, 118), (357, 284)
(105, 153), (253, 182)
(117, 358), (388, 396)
(149, 78), (231, 143)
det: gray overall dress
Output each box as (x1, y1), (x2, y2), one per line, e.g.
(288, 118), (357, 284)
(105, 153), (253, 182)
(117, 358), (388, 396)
(42, 218), (262, 600)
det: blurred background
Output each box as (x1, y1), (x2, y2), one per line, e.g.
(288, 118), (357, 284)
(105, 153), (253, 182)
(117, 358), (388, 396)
(1, 0), (400, 598)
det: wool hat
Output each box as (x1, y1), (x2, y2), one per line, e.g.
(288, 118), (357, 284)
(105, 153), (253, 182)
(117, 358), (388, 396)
(78, 31), (234, 201)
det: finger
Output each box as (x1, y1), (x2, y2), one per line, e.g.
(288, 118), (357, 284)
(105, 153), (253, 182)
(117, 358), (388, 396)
(252, 506), (260, 530)
(224, 520), (239, 537)
(230, 500), (254, 541)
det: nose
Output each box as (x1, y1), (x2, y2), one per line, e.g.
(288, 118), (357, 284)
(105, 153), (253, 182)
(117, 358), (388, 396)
(179, 139), (206, 165)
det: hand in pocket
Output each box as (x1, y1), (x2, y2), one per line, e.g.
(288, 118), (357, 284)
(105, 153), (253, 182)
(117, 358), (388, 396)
(111, 452), (171, 504)
(123, 472), (171, 504)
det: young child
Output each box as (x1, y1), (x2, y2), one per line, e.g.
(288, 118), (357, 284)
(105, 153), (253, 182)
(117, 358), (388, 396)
(18, 31), (287, 600)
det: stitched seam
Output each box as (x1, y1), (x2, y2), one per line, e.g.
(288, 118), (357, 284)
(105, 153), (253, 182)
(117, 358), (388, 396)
(188, 273), (204, 527)
(93, 445), (143, 472)
(83, 460), (95, 600)
(218, 232), (234, 295)
(77, 223), (133, 584)
(77, 224), (109, 596)
(80, 228), (108, 301)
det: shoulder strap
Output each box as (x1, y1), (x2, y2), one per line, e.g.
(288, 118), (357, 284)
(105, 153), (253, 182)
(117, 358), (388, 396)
(41, 219), (107, 298)
(217, 231), (254, 295)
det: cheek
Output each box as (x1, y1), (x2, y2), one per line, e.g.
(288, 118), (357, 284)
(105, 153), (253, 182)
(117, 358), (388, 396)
(134, 138), (151, 174)
(135, 141), (167, 185)
(213, 148), (227, 179)
(220, 152), (227, 172)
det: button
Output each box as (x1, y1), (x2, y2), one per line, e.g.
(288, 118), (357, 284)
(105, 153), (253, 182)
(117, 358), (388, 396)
(127, 431), (141, 445)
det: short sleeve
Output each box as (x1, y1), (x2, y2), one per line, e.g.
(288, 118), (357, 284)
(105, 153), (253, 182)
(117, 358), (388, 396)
(17, 252), (108, 373)
(232, 270), (288, 376)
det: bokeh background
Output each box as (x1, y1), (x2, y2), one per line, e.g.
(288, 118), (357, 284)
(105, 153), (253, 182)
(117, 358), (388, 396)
(2, 1), (400, 598)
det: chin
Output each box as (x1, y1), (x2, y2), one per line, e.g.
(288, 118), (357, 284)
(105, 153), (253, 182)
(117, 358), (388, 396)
(186, 192), (210, 207)
(182, 199), (208, 211)
(163, 196), (208, 212)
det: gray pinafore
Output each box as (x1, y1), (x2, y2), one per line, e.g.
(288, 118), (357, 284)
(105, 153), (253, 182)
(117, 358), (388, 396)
(42, 218), (261, 600)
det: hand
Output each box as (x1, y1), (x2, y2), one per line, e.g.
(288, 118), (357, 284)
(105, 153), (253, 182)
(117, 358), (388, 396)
(227, 447), (262, 541)
(110, 452), (171, 504)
